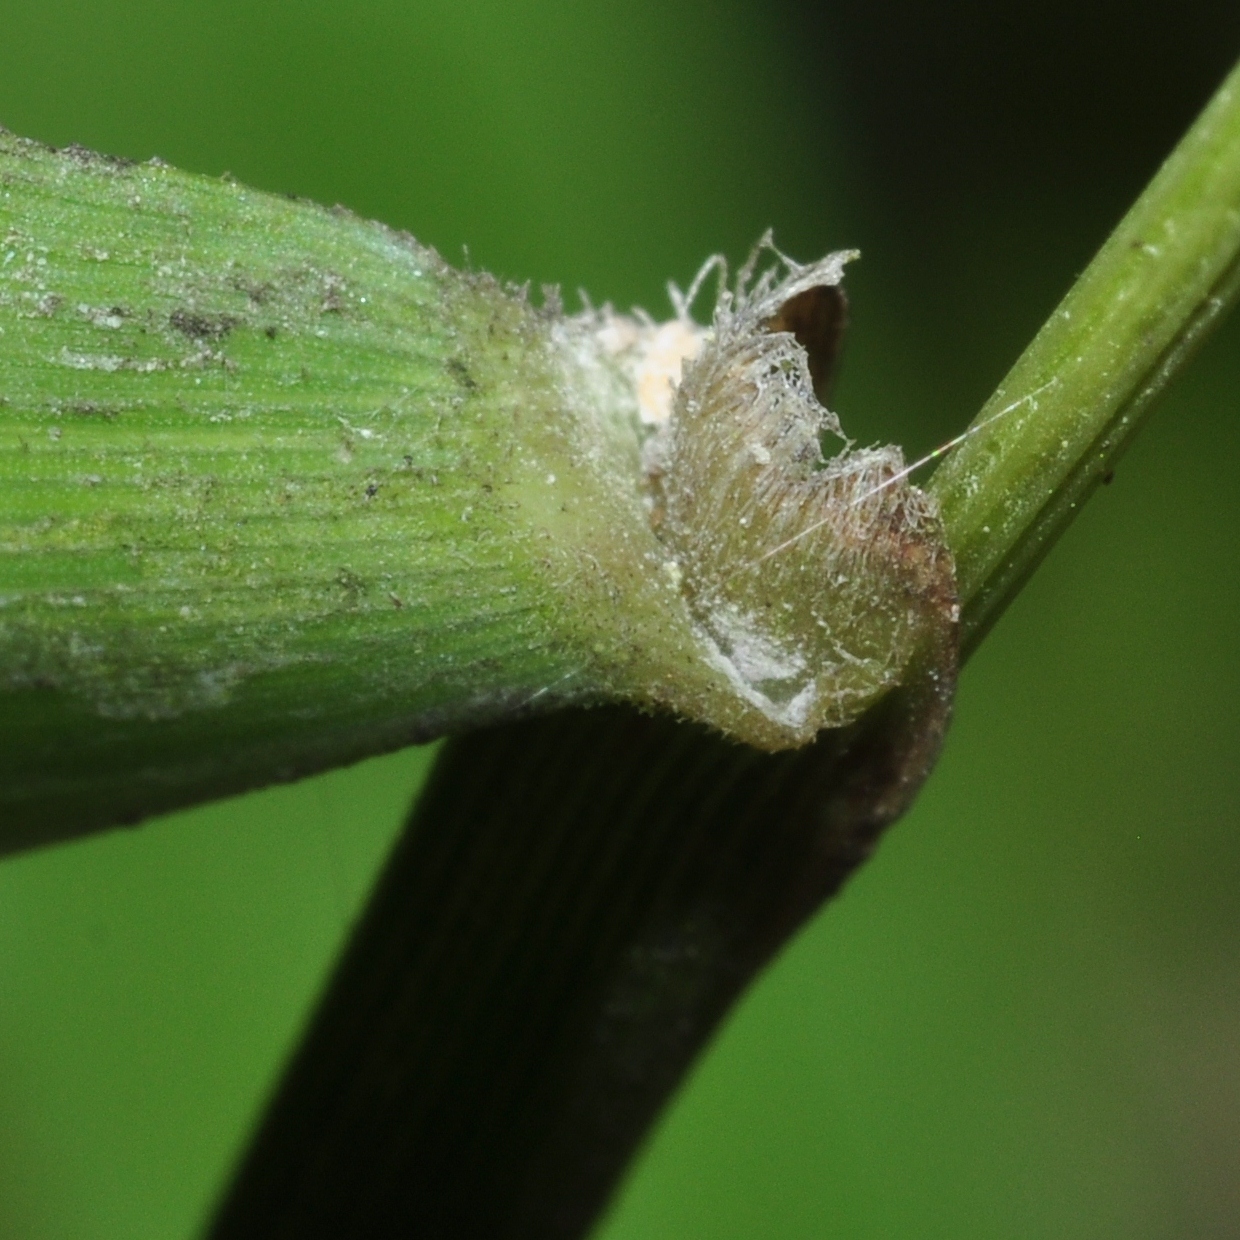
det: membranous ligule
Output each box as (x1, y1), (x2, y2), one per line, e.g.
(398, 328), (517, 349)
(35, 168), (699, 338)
(636, 239), (958, 742)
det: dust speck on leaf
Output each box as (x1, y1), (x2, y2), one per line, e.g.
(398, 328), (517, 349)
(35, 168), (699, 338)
(335, 568), (366, 605)
(447, 356), (478, 391)
(59, 143), (136, 171)
(68, 402), (119, 421)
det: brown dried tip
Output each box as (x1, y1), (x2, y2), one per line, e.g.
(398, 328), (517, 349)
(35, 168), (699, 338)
(764, 283), (848, 407)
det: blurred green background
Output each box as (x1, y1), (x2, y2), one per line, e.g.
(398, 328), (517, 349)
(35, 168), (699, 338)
(1, 1), (1239, 1236)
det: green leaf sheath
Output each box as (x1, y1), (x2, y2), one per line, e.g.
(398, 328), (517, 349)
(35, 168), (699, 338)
(930, 57), (1240, 652)
(0, 137), (597, 845)
(0, 137), (961, 846)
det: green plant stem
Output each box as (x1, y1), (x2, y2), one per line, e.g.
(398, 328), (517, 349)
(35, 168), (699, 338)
(930, 57), (1240, 652)
(207, 672), (953, 1240)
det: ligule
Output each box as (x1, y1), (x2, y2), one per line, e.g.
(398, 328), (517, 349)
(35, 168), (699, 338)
(640, 237), (957, 743)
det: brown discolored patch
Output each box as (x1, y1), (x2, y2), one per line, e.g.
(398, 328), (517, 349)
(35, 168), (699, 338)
(170, 309), (240, 341)
(765, 284), (848, 407)
(232, 274), (276, 305)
